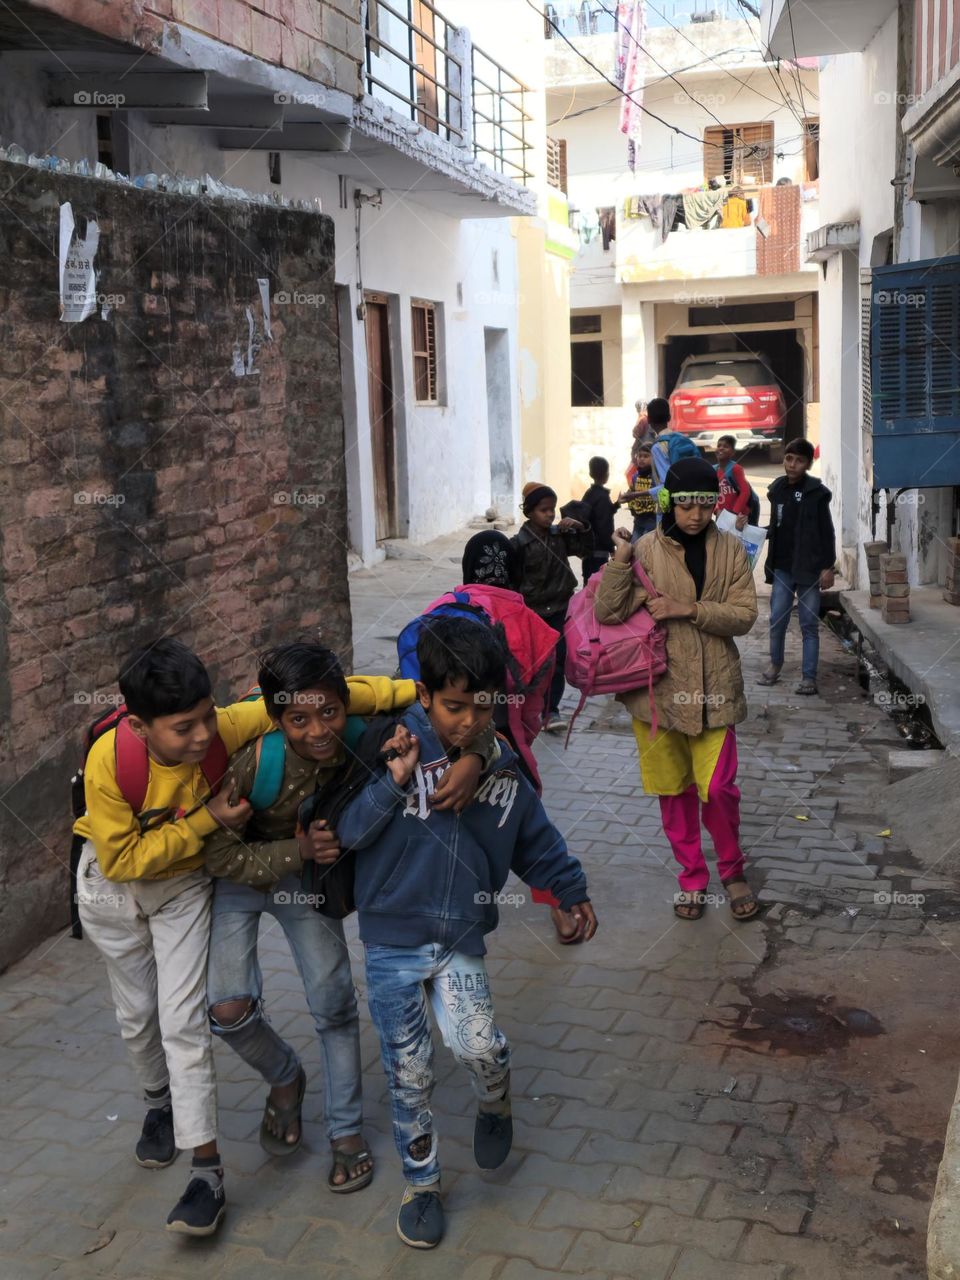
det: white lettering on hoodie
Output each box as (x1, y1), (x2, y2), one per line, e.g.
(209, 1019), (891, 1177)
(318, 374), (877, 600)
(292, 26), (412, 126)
(403, 758), (519, 829)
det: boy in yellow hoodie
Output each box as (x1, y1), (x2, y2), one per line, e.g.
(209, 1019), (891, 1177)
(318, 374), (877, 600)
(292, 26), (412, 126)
(73, 638), (418, 1237)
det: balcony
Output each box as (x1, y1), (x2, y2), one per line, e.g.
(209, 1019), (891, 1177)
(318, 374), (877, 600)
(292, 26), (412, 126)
(360, 0), (535, 216)
(613, 187), (821, 288)
(761, 0), (896, 57)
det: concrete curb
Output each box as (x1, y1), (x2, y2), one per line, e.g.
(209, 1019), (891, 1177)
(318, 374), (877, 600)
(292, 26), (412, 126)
(929, 1077), (960, 1279)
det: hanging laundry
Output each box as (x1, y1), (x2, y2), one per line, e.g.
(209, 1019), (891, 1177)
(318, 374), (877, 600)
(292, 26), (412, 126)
(682, 188), (726, 230)
(598, 206), (616, 250)
(636, 194), (663, 227)
(756, 183), (802, 275)
(623, 195), (643, 219)
(615, 1), (646, 172)
(579, 209), (600, 243)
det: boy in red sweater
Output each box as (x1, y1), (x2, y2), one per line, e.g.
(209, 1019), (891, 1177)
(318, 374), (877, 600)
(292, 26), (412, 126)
(714, 436), (751, 531)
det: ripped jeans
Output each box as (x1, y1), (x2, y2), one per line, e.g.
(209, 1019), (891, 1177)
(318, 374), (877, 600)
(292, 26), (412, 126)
(207, 875), (363, 1141)
(365, 943), (511, 1186)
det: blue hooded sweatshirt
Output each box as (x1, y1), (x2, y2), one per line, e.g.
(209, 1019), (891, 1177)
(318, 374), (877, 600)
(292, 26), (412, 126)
(336, 701), (589, 956)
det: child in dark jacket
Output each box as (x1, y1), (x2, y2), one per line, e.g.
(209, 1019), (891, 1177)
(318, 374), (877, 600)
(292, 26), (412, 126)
(511, 481), (593, 731)
(580, 456), (620, 583)
(337, 616), (597, 1251)
(759, 438), (836, 696)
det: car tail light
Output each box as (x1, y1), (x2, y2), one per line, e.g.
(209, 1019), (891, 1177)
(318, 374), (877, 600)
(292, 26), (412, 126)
(673, 397), (693, 408)
(758, 392), (780, 403)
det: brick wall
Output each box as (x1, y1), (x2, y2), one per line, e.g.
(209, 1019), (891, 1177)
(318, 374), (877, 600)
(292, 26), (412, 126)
(0, 161), (352, 969)
(24, 0), (364, 97)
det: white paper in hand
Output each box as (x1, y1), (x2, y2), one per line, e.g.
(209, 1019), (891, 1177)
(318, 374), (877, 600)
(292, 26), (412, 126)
(716, 508), (767, 571)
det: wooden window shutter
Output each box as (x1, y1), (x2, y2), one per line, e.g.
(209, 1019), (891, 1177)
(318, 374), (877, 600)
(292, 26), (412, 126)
(704, 122), (773, 186)
(412, 301), (438, 403)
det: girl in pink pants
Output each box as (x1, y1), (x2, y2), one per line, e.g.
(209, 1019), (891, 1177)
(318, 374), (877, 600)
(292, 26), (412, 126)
(594, 457), (760, 921)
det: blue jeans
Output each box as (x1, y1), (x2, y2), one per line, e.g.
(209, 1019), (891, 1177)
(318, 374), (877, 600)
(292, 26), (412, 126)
(365, 943), (510, 1186)
(769, 570), (821, 681)
(207, 874), (363, 1141)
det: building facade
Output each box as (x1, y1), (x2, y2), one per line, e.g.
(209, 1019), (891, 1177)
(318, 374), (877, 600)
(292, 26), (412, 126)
(764, 0), (960, 589)
(544, 6), (820, 499)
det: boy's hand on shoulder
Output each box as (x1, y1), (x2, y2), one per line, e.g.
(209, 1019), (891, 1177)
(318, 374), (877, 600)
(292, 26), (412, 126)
(298, 819), (341, 865)
(570, 901), (598, 941)
(381, 724), (419, 787)
(207, 788), (252, 831)
(431, 752), (482, 814)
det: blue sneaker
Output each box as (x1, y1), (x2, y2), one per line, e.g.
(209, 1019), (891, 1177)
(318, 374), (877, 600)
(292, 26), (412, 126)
(166, 1176), (226, 1236)
(396, 1186), (444, 1249)
(135, 1106), (176, 1169)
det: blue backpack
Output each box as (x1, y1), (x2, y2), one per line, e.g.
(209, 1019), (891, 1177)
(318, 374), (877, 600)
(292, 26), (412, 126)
(396, 593), (493, 681)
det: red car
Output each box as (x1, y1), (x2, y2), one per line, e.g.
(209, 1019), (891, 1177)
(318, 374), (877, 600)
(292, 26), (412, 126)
(669, 352), (786, 454)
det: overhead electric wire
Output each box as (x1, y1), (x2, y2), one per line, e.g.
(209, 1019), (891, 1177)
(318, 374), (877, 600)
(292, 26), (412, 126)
(528, 0), (750, 154)
(732, 0), (810, 125)
(784, 0), (812, 120)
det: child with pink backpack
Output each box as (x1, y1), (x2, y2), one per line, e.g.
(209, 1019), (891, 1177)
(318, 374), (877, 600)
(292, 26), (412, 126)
(591, 458), (760, 921)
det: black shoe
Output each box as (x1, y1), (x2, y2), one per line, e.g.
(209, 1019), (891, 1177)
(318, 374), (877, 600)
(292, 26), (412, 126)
(135, 1105), (177, 1169)
(396, 1187), (444, 1249)
(474, 1109), (513, 1170)
(166, 1176), (226, 1237)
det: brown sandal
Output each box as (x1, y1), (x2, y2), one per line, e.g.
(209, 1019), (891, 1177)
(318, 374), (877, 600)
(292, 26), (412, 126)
(328, 1141), (374, 1194)
(673, 891), (706, 920)
(722, 878), (760, 921)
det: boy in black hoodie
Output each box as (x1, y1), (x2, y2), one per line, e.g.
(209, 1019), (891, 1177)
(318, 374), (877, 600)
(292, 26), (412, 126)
(579, 455), (620, 583)
(337, 616), (597, 1250)
(759, 438), (836, 695)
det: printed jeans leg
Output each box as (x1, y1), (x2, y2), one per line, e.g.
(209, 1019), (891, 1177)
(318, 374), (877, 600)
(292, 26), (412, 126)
(365, 945), (439, 1186)
(428, 951), (510, 1110)
(699, 729), (746, 885)
(659, 787), (710, 893)
(76, 846), (168, 1098)
(796, 581), (822, 681)
(768, 570), (796, 669)
(207, 878), (300, 1091)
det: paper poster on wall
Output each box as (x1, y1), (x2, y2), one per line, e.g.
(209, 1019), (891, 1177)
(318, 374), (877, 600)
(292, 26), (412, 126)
(257, 278), (272, 340)
(59, 202), (100, 323)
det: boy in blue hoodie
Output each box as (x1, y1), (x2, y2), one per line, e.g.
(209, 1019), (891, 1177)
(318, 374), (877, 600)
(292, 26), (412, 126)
(336, 616), (597, 1250)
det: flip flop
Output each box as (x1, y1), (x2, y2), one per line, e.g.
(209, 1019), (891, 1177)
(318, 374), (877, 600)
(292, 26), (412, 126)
(673, 891), (706, 920)
(723, 879), (760, 922)
(259, 1066), (306, 1157)
(328, 1142), (375, 1194)
(757, 669), (781, 686)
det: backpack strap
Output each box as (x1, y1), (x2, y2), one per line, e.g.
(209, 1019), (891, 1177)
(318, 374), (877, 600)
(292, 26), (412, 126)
(114, 716), (150, 815)
(342, 715), (368, 756)
(632, 558), (661, 598)
(247, 729), (285, 810)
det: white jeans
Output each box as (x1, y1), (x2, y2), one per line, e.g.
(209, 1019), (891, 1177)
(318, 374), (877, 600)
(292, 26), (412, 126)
(77, 842), (217, 1149)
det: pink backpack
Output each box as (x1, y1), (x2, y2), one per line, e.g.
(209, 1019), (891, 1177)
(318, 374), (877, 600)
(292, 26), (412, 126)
(563, 560), (668, 744)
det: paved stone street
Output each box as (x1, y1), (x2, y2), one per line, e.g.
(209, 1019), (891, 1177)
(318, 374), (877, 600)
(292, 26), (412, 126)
(3, 530), (960, 1279)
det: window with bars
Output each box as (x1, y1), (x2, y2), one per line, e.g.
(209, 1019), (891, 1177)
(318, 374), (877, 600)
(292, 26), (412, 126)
(703, 122), (774, 187)
(412, 300), (441, 404)
(547, 137), (568, 194)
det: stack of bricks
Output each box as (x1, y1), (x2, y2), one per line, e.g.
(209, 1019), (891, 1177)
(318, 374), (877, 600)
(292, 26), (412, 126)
(945, 537), (960, 606)
(880, 553), (910, 624)
(865, 541), (887, 608)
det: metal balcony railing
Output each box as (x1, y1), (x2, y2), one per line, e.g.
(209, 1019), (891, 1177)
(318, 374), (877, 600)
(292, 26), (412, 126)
(364, 1), (532, 184)
(365, 0), (464, 141)
(471, 45), (533, 185)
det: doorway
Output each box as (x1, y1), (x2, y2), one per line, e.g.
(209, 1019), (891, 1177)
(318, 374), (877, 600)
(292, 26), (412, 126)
(364, 293), (399, 541)
(484, 328), (514, 513)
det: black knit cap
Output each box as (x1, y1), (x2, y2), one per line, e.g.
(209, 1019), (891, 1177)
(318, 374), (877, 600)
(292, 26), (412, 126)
(664, 456), (720, 497)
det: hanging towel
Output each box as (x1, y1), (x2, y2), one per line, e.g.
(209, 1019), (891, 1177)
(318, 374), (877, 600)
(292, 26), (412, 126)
(756, 183), (801, 275)
(598, 206), (617, 250)
(682, 188), (726, 230)
(615, 1), (646, 171)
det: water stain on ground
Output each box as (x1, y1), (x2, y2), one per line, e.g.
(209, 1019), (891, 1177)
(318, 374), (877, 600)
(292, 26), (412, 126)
(709, 989), (886, 1056)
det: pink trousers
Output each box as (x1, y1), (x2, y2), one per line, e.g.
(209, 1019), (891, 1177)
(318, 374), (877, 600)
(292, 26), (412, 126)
(658, 730), (745, 892)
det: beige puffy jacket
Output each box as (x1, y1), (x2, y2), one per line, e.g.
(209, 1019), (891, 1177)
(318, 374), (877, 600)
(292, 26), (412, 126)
(593, 525), (758, 736)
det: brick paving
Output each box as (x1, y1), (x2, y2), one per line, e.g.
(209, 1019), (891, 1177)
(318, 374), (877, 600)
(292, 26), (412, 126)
(2, 531), (959, 1279)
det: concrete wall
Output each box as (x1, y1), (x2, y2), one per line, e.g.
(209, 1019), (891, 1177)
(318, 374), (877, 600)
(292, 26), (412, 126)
(0, 162), (349, 968)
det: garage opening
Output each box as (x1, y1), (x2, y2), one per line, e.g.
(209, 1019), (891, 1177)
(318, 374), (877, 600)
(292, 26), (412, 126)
(662, 328), (806, 441)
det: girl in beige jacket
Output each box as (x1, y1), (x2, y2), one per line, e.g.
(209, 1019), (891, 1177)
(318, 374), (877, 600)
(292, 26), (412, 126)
(594, 457), (759, 920)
